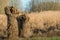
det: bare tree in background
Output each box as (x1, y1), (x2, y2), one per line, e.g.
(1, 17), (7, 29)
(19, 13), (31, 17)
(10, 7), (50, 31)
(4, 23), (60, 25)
(30, 0), (60, 12)
(9, 0), (21, 11)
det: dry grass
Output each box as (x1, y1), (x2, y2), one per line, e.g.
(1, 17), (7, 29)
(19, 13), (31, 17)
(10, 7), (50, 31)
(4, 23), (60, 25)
(0, 14), (7, 30)
(0, 0), (9, 14)
(20, 11), (60, 37)
(1, 11), (60, 40)
(0, 14), (7, 40)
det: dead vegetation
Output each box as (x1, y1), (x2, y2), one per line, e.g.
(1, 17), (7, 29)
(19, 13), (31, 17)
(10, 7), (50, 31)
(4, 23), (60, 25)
(18, 11), (60, 37)
(0, 14), (7, 40)
(0, 0), (9, 14)
(1, 6), (60, 40)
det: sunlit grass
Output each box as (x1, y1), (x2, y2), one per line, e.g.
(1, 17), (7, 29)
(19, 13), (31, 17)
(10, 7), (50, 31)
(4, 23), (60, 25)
(20, 37), (60, 40)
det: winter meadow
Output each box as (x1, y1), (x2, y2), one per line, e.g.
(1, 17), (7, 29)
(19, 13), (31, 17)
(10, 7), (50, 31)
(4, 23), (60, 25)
(0, 0), (60, 40)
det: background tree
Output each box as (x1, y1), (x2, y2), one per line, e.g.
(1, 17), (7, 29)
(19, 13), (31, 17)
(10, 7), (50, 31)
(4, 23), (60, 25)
(30, 0), (60, 12)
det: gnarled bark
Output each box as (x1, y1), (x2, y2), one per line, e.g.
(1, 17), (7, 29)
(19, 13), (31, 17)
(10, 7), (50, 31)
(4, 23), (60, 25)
(4, 6), (19, 40)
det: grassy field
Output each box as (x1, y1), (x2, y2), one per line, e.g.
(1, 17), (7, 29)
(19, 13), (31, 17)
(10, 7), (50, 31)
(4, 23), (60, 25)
(20, 37), (60, 40)
(1, 11), (60, 40)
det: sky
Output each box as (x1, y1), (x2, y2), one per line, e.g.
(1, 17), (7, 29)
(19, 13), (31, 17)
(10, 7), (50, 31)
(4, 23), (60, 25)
(20, 0), (32, 12)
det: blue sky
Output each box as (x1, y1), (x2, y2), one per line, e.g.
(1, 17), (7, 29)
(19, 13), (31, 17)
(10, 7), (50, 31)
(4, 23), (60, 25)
(20, 0), (32, 12)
